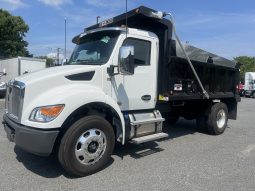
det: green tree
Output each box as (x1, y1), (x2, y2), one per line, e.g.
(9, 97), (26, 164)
(36, 56), (54, 67)
(0, 9), (30, 58)
(234, 56), (255, 82)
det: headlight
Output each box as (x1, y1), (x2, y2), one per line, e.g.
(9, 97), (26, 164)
(29, 104), (65, 122)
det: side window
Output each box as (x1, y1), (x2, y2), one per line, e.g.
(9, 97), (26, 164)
(122, 38), (151, 65)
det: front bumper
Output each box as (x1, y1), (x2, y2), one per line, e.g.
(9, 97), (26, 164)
(0, 88), (6, 97)
(3, 114), (59, 156)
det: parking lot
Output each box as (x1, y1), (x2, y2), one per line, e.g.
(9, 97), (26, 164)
(0, 98), (254, 191)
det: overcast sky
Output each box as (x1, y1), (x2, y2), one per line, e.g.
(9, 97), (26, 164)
(0, 0), (255, 59)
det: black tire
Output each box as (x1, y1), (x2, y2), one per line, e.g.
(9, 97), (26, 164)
(244, 91), (248, 97)
(58, 115), (115, 177)
(163, 113), (179, 125)
(207, 102), (228, 135)
(184, 116), (195, 120)
(239, 90), (244, 97)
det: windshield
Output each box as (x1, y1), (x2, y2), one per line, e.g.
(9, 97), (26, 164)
(67, 30), (120, 65)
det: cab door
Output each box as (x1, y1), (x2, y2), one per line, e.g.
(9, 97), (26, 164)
(110, 35), (158, 111)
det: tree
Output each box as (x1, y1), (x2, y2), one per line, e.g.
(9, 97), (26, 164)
(234, 56), (255, 82)
(0, 9), (30, 58)
(36, 56), (54, 67)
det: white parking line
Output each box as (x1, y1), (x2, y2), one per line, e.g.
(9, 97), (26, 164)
(241, 144), (255, 157)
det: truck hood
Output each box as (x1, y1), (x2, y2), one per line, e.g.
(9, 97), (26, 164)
(15, 65), (100, 85)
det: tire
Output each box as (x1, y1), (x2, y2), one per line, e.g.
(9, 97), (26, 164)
(207, 102), (228, 135)
(58, 115), (115, 177)
(239, 90), (244, 97)
(244, 91), (249, 97)
(163, 113), (179, 125)
(184, 116), (195, 120)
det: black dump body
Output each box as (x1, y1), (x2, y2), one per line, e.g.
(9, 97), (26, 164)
(86, 6), (240, 102)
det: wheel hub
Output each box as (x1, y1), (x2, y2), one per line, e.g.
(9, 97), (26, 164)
(75, 129), (107, 165)
(88, 141), (99, 153)
(216, 109), (226, 129)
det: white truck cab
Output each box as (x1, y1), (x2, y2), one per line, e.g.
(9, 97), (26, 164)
(7, 27), (159, 133)
(244, 72), (255, 97)
(3, 6), (240, 176)
(4, 27), (165, 176)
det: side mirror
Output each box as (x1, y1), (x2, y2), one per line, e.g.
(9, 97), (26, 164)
(119, 46), (134, 75)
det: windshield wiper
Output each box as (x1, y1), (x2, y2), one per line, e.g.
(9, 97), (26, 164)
(69, 59), (92, 65)
(75, 59), (90, 63)
(69, 59), (104, 65)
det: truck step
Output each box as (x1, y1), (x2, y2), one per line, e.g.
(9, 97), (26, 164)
(130, 132), (168, 144)
(130, 117), (165, 126)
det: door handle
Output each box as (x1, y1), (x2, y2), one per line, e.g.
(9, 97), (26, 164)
(141, 95), (151, 101)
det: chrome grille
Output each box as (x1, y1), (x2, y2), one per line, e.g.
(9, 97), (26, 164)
(6, 80), (25, 122)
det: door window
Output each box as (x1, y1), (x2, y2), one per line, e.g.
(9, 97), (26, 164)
(122, 38), (151, 66)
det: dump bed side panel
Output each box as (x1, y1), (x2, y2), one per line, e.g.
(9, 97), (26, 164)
(166, 57), (239, 100)
(156, 39), (240, 102)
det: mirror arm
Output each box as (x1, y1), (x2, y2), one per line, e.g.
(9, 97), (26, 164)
(107, 65), (119, 76)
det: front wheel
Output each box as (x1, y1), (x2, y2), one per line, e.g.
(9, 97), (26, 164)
(58, 115), (115, 177)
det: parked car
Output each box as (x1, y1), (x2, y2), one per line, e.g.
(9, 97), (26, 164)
(237, 82), (244, 97)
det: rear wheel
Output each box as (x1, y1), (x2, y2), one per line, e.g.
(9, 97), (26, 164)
(58, 115), (115, 177)
(207, 102), (228, 135)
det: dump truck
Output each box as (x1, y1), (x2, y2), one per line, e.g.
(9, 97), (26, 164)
(3, 6), (240, 176)
(0, 57), (46, 97)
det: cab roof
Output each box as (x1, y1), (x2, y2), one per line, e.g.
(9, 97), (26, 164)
(72, 27), (158, 44)
(85, 6), (172, 38)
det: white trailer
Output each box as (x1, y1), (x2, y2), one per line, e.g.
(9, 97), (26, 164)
(0, 57), (46, 97)
(244, 72), (255, 97)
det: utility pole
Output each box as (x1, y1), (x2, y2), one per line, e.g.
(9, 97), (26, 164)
(64, 18), (67, 65)
(97, 16), (100, 24)
(57, 48), (60, 65)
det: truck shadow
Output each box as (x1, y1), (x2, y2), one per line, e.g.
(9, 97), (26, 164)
(113, 118), (199, 159)
(13, 118), (204, 179)
(14, 146), (66, 178)
(14, 146), (114, 179)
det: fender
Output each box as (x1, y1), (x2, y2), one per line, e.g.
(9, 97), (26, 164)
(105, 94), (126, 144)
(21, 83), (126, 144)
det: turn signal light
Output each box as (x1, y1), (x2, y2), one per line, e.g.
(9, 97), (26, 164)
(29, 104), (65, 122)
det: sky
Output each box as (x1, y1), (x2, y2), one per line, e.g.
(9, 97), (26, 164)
(0, 0), (255, 59)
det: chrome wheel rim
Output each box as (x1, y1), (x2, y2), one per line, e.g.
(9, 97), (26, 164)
(216, 109), (226, 129)
(75, 129), (107, 165)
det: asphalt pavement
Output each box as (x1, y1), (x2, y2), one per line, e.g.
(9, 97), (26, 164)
(0, 98), (255, 191)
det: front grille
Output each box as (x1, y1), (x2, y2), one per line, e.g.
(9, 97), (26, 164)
(6, 80), (25, 122)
